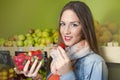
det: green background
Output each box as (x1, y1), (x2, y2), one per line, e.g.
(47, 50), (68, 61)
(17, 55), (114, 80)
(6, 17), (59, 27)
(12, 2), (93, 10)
(0, 0), (120, 38)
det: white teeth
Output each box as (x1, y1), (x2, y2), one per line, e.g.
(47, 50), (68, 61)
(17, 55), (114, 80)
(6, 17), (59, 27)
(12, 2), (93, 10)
(65, 36), (72, 40)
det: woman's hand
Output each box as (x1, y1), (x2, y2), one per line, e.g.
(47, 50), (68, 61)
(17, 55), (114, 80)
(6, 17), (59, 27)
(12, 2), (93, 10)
(14, 59), (43, 78)
(50, 46), (72, 75)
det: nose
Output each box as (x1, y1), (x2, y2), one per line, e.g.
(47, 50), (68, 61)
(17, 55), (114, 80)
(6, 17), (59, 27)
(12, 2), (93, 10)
(64, 25), (71, 35)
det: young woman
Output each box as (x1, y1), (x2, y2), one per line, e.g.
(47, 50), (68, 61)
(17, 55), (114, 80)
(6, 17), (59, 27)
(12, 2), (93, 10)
(14, 1), (108, 80)
(47, 1), (108, 80)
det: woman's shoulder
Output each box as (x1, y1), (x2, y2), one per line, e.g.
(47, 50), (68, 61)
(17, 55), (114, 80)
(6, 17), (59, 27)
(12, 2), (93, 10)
(86, 51), (105, 63)
(77, 51), (105, 64)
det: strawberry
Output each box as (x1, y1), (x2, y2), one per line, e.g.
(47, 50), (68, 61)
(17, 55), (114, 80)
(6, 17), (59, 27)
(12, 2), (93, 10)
(28, 51), (35, 56)
(34, 50), (42, 56)
(17, 65), (24, 71)
(13, 49), (43, 71)
(17, 53), (26, 57)
(25, 55), (31, 60)
(59, 42), (65, 49)
(34, 50), (43, 60)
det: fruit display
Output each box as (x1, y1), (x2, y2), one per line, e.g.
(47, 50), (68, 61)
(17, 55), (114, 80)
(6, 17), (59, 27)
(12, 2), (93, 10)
(13, 50), (43, 71)
(13, 49), (47, 80)
(0, 28), (58, 47)
(94, 20), (120, 46)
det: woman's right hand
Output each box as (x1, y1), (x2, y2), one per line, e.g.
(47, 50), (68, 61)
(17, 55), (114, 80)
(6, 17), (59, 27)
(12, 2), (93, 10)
(50, 46), (72, 76)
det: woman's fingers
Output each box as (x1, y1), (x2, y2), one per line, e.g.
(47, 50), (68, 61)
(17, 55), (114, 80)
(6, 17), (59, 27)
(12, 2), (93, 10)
(33, 60), (43, 76)
(58, 46), (69, 61)
(23, 60), (30, 73)
(24, 59), (43, 77)
(29, 59), (38, 74)
(14, 68), (23, 74)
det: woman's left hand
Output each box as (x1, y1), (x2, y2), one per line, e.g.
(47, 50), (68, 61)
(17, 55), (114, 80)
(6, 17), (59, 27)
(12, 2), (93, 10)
(14, 59), (43, 79)
(51, 46), (72, 75)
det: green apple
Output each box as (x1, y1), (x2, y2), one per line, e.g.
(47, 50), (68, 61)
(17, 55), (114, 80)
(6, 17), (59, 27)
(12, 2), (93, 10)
(34, 43), (40, 47)
(27, 39), (34, 46)
(24, 40), (28, 46)
(35, 29), (41, 34)
(25, 33), (32, 37)
(36, 31), (42, 37)
(0, 38), (6, 46)
(53, 31), (59, 37)
(41, 31), (49, 38)
(40, 37), (46, 45)
(53, 36), (58, 44)
(37, 38), (41, 44)
(32, 33), (37, 38)
(26, 36), (33, 40)
(34, 37), (39, 43)
(16, 40), (24, 47)
(18, 34), (26, 41)
(45, 37), (53, 45)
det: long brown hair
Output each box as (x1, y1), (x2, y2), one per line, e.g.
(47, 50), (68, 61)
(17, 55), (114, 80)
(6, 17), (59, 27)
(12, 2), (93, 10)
(58, 1), (99, 54)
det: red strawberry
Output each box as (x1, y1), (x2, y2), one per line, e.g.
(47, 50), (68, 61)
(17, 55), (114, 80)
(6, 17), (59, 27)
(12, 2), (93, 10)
(17, 53), (26, 57)
(17, 65), (24, 71)
(28, 51), (35, 56)
(59, 42), (65, 49)
(34, 50), (42, 56)
(17, 56), (25, 63)
(13, 50), (44, 71)
(25, 55), (31, 61)
(13, 56), (18, 62)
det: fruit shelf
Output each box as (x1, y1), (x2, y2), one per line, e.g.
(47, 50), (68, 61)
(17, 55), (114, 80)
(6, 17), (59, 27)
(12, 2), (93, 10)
(1, 46), (120, 63)
(0, 45), (52, 57)
(99, 46), (120, 63)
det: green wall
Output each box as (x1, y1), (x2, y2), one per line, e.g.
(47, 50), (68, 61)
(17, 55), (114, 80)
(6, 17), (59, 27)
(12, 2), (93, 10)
(0, 0), (120, 38)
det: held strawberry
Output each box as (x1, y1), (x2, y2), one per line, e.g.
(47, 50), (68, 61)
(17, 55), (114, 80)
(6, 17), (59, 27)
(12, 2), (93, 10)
(17, 56), (25, 64)
(32, 50), (43, 60)
(17, 64), (24, 71)
(59, 42), (65, 49)
(28, 51), (35, 56)
(13, 49), (44, 71)
(33, 50), (42, 56)
(25, 55), (31, 61)
(17, 53), (26, 57)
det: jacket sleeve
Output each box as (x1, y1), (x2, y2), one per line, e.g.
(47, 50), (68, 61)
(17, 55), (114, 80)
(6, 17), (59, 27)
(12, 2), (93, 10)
(90, 61), (108, 80)
(60, 71), (76, 80)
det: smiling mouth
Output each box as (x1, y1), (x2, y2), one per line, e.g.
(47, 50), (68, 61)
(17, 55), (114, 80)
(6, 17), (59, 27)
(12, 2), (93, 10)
(64, 36), (72, 41)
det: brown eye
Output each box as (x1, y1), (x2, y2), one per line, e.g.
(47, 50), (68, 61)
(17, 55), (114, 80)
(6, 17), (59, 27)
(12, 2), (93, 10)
(60, 22), (65, 27)
(71, 22), (80, 27)
(72, 23), (79, 27)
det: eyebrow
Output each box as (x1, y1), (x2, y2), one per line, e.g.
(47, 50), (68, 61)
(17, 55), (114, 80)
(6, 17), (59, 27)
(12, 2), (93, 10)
(60, 21), (80, 23)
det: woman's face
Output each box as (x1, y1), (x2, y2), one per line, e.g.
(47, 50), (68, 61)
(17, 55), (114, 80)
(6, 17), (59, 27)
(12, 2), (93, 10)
(60, 9), (82, 47)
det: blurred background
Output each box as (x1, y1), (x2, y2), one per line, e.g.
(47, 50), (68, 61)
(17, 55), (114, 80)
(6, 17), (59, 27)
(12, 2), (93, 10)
(0, 0), (120, 38)
(0, 0), (120, 80)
